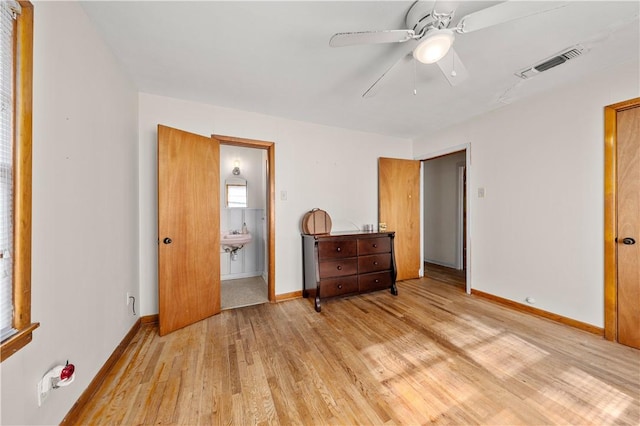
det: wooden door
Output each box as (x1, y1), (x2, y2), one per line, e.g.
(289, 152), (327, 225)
(378, 157), (421, 281)
(616, 106), (640, 349)
(158, 125), (220, 336)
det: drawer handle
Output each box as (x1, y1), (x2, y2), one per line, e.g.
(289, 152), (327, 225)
(337, 284), (342, 289)
(337, 247), (341, 252)
(337, 265), (342, 270)
(373, 261), (378, 265)
(375, 279), (379, 283)
(373, 244), (377, 248)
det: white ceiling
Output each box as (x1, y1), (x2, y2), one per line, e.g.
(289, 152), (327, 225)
(80, 1), (639, 139)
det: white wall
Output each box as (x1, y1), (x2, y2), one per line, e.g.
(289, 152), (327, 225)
(0, 2), (139, 425)
(413, 60), (639, 327)
(423, 151), (466, 268)
(138, 93), (412, 315)
(220, 145), (266, 211)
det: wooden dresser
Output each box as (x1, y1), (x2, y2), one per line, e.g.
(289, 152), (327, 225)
(302, 231), (397, 312)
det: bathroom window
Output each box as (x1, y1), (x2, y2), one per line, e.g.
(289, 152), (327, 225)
(0, 0), (37, 363)
(225, 175), (247, 208)
(227, 184), (248, 208)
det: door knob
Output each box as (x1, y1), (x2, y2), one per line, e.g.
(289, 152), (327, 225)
(163, 237), (172, 244)
(622, 237), (636, 245)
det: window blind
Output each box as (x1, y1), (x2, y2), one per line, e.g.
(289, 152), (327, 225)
(0, 0), (19, 342)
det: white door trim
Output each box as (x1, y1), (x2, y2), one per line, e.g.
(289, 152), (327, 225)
(457, 164), (465, 270)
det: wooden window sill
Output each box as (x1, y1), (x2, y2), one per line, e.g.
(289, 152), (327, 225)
(1, 322), (39, 362)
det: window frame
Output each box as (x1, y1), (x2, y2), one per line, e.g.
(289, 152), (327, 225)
(226, 184), (248, 208)
(1, 0), (36, 363)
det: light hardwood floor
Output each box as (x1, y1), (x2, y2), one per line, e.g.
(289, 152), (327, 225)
(73, 279), (640, 425)
(424, 262), (466, 289)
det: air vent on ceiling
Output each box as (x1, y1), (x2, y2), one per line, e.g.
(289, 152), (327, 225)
(516, 45), (587, 79)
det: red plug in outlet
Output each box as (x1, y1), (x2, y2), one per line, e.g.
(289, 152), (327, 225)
(60, 361), (75, 381)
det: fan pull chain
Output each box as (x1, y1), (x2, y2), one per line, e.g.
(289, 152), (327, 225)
(451, 51), (457, 77)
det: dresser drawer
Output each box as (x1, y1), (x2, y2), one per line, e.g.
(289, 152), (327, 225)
(320, 276), (358, 298)
(319, 258), (358, 278)
(358, 254), (391, 274)
(318, 240), (357, 259)
(359, 271), (392, 292)
(302, 232), (397, 312)
(357, 237), (391, 255)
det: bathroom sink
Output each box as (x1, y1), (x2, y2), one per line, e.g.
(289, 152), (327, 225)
(221, 232), (252, 250)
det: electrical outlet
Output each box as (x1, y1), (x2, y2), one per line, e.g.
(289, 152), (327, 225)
(37, 378), (49, 406)
(126, 292), (130, 306)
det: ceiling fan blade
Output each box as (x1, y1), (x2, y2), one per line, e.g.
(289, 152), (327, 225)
(456, 1), (570, 34)
(362, 44), (416, 98)
(330, 29), (415, 47)
(436, 47), (468, 86)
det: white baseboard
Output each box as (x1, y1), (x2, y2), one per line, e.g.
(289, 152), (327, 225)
(221, 271), (264, 281)
(424, 258), (459, 269)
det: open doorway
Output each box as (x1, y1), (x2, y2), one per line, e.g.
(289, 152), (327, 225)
(216, 135), (276, 309)
(219, 144), (268, 309)
(421, 149), (468, 292)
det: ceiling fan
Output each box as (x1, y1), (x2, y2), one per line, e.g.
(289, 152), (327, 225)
(329, 0), (569, 97)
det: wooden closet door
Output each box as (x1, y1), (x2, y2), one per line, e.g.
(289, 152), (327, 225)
(378, 157), (421, 281)
(158, 125), (220, 336)
(616, 106), (640, 349)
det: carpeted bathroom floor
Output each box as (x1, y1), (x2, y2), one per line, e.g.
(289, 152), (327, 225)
(221, 276), (268, 310)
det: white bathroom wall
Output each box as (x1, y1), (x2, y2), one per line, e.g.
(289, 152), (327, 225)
(220, 144), (266, 211)
(220, 144), (266, 237)
(219, 146), (267, 279)
(138, 93), (412, 315)
(221, 208), (265, 280)
(423, 151), (466, 268)
(413, 59), (639, 327)
(0, 2), (139, 425)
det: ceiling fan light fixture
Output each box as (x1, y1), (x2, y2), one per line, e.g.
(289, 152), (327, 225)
(413, 29), (455, 64)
